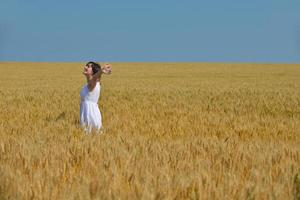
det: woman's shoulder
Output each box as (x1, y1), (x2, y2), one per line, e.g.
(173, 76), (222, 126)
(95, 81), (101, 90)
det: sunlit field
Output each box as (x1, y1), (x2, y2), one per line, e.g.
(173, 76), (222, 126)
(0, 62), (299, 199)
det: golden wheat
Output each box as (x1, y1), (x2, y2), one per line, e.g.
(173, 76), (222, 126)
(0, 62), (299, 199)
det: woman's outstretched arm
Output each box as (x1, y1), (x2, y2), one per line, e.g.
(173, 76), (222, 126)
(87, 63), (112, 91)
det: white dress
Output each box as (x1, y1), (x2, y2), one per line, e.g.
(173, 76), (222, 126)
(80, 82), (102, 133)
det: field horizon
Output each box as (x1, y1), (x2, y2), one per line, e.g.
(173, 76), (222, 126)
(0, 62), (299, 199)
(1, 61), (300, 65)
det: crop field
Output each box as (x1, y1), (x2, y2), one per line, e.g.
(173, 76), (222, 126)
(0, 62), (299, 199)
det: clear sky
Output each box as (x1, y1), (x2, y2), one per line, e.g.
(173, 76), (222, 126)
(0, 0), (300, 63)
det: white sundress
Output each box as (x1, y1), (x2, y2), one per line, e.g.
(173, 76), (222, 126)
(80, 82), (102, 133)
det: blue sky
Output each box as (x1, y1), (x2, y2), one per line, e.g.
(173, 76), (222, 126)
(0, 0), (300, 63)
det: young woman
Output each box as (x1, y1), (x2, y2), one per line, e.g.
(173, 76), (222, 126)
(80, 61), (112, 133)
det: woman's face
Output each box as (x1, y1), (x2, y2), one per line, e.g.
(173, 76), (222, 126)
(83, 63), (93, 76)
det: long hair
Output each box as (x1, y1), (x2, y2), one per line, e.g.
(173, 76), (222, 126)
(86, 61), (101, 75)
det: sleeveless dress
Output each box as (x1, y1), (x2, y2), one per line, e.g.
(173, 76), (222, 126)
(80, 82), (102, 133)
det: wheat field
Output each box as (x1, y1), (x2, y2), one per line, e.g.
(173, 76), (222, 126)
(0, 62), (299, 199)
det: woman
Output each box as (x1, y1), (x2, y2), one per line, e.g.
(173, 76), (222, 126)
(80, 61), (112, 133)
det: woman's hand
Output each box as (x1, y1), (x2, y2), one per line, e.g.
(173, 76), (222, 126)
(101, 63), (112, 75)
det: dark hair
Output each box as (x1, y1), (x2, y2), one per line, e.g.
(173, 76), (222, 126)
(86, 61), (101, 75)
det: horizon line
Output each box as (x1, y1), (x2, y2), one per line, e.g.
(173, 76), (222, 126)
(0, 60), (299, 65)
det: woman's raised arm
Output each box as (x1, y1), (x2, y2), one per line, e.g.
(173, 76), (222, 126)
(87, 63), (112, 91)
